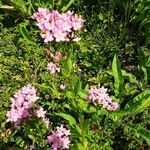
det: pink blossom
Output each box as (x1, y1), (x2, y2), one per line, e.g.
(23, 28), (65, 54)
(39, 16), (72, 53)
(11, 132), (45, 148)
(60, 84), (66, 91)
(47, 125), (71, 150)
(47, 62), (60, 74)
(53, 51), (61, 62)
(88, 85), (119, 111)
(50, 51), (62, 62)
(36, 107), (46, 118)
(32, 9), (84, 43)
(6, 85), (39, 123)
(29, 144), (35, 150)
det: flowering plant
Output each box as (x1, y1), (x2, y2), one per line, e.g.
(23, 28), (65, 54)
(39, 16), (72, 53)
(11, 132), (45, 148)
(0, 2), (150, 150)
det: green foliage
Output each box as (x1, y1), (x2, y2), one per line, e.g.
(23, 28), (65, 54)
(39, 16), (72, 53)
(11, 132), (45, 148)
(112, 54), (123, 100)
(0, 0), (150, 149)
(125, 89), (150, 116)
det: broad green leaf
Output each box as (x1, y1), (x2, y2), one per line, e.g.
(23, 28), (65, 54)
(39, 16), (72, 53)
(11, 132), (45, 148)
(79, 90), (87, 99)
(112, 55), (123, 99)
(125, 89), (150, 115)
(77, 99), (96, 113)
(55, 112), (77, 126)
(127, 124), (150, 145)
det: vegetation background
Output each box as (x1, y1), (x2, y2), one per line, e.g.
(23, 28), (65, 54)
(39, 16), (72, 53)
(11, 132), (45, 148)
(0, 0), (150, 149)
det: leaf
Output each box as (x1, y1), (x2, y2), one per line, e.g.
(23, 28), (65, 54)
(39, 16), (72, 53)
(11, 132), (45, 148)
(19, 22), (35, 44)
(112, 55), (123, 98)
(69, 76), (82, 95)
(62, 52), (73, 77)
(125, 89), (150, 115)
(127, 124), (150, 145)
(71, 143), (85, 150)
(61, 0), (76, 12)
(55, 112), (77, 126)
(11, 0), (27, 14)
(77, 99), (96, 113)
(79, 90), (87, 99)
(121, 70), (139, 84)
(74, 78), (82, 95)
(110, 110), (128, 118)
(0, 5), (14, 9)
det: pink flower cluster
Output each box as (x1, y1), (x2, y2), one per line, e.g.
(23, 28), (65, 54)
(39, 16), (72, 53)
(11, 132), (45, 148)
(6, 85), (39, 123)
(47, 51), (64, 74)
(47, 125), (71, 150)
(47, 62), (60, 74)
(50, 51), (62, 62)
(36, 107), (50, 128)
(31, 8), (84, 42)
(88, 86), (119, 111)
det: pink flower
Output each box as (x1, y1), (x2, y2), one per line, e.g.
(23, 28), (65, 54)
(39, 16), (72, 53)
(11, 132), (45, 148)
(47, 125), (71, 150)
(6, 85), (39, 123)
(41, 32), (54, 43)
(29, 143), (35, 150)
(60, 84), (66, 91)
(47, 62), (60, 74)
(88, 85), (119, 111)
(36, 107), (46, 118)
(53, 51), (61, 62)
(32, 9), (84, 43)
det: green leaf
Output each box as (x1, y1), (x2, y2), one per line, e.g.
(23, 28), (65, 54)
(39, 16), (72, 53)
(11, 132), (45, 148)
(62, 52), (73, 77)
(125, 89), (150, 115)
(74, 78), (82, 95)
(71, 143), (85, 150)
(19, 22), (35, 44)
(0, 5), (14, 9)
(77, 99), (96, 113)
(127, 124), (150, 145)
(55, 112), (77, 126)
(112, 55), (123, 99)
(11, 0), (27, 14)
(121, 70), (139, 84)
(79, 90), (87, 99)
(61, 0), (76, 12)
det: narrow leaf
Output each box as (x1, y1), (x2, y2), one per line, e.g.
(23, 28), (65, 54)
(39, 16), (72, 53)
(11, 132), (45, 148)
(19, 22), (35, 44)
(61, 0), (76, 12)
(55, 112), (77, 126)
(112, 55), (123, 98)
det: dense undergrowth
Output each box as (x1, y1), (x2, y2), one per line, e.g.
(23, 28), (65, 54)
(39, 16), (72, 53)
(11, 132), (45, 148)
(0, 0), (150, 149)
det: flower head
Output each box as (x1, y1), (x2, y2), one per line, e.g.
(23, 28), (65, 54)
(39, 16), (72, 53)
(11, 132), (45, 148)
(47, 62), (60, 74)
(32, 9), (84, 43)
(47, 125), (71, 150)
(36, 107), (47, 118)
(6, 85), (39, 123)
(88, 85), (119, 111)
